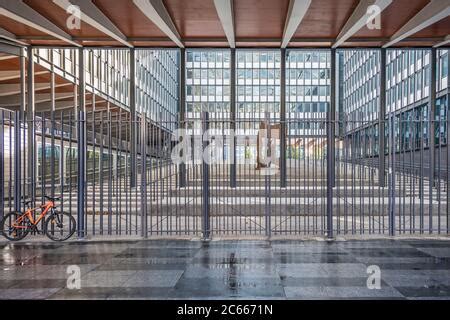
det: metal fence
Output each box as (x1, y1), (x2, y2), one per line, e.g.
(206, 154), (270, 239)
(0, 109), (449, 238)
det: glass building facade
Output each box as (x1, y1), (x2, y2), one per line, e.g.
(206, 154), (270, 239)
(236, 50), (281, 119)
(35, 48), (179, 126)
(287, 50), (331, 135)
(32, 47), (449, 152)
(135, 49), (179, 128)
(186, 49), (231, 120)
(341, 49), (449, 154)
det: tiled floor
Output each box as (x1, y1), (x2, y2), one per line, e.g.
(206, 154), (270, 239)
(0, 239), (449, 300)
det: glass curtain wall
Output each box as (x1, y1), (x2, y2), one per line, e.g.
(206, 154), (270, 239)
(186, 49), (231, 121)
(286, 50), (331, 162)
(136, 49), (179, 130)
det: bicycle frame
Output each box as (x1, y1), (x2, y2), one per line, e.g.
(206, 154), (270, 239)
(13, 201), (55, 229)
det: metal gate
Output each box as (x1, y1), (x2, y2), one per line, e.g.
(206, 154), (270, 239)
(0, 108), (449, 238)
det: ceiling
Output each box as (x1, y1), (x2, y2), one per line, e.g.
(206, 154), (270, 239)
(0, 0), (448, 48)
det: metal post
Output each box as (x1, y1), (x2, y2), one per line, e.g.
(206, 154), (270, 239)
(26, 46), (35, 202)
(130, 48), (137, 188)
(447, 91), (449, 234)
(280, 48), (287, 188)
(50, 50), (56, 198)
(77, 47), (86, 239)
(14, 111), (21, 213)
(202, 112), (210, 240)
(140, 116), (148, 238)
(428, 48), (437, 233)
(179, 48), (187, 188)
(265, 112), (272, 237)
(13, 49), (26, 213)
(230, 48), (237, 188)
(326, 49), (336, 239)
(389, 114), (396, 236)
(379, 48), (386, 187)
(0, 110), (3, 220)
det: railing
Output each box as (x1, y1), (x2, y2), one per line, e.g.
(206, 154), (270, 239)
(1, 108), (448, 238)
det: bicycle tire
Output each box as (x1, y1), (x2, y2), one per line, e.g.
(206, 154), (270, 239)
(44, 212), (76, 242)
(0, 212), (30, 241)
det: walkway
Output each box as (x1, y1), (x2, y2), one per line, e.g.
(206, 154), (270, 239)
(0, 239), (449, 299)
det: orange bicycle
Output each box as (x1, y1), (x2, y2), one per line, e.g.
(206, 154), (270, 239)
(1, 196), (76, 242)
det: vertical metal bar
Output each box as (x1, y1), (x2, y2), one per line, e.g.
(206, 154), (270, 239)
(179, 49), (187, 188)
(447, 92), (449, 234)
(379, 48), (386, 187)
(326, 48), (336, 238)
(265, 112), (272, 237)
(50, 53), (56, 199)
(14, 111), (21, 212)
(27, 46), (35, 203)
(99, 111), (104, 235)
(130, 48), (137, 188)
(389, 115), (396, 236)
(280, 48), (287, 188)
(13, 50), (26, 213)
(0, 111), (3, 220)
(429, 48), (437, 233)
(202, 112), (210, 239)
(140, 116), (148, 238)
(77, 47), (86, 239)
(230, 48), (237, 188)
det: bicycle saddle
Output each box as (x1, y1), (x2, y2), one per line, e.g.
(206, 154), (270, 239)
(44, 196), (61, 202)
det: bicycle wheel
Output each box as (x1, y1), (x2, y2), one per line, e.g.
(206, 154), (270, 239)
(44, 212), (76, 241)
(0, 212), (30, 241)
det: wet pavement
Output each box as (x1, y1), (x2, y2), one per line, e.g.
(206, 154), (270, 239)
(0, 239), (449, 300)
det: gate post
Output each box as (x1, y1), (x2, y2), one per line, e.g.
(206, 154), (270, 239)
(264, 113), (272, 238)
(388, 115), (396, 236)
(13, 49), (26, 213)
(130, 48), (137, 188)
(140, 116), (148, 238)
(447, 91), (450, 235)
(77, 47), (86, 239)
(27, 46), (35, 204)
(428, 48), (437, 233)
(326, 49), (336, 239)
(230, 48), (237, 188)
(202, 112), (210, 240)
(280, 48), (287, 188)
(379, 48), (386, 187)
(14, 111), (21, 213)
(179, 48), (187, 188)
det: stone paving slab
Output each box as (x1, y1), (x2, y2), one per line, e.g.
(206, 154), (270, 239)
(0, 239), (449, 299)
